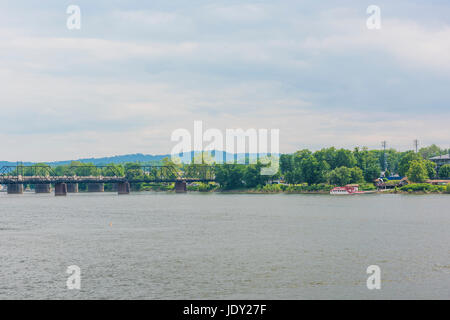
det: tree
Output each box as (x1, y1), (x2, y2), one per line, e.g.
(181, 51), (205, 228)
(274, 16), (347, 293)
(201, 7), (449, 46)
(25, 163), (52, 176)
(407, 160), (429, 183)
(419, 144), (443, 159)
(284, 168), (303, 184)
(293, 149), (313, 168)
(214, 164), (244, 190)
(279, 154), (293, 174)
(314, 147), (337, 169)
(353, 147), (381, 181)
(423, 160), (436, 179)
(398, 151), (422, 176)
(438, 164), (450, 179)
(384, 149), (402, 174)
(334, 149), (357, 168)
(242, 163), (271, 188)
(124, 163), (144, 180)
(299, 154), (324, 184)
(327, 167), (352, 186)
(350, 167), (364, 183)
(102, 164), (124, 177)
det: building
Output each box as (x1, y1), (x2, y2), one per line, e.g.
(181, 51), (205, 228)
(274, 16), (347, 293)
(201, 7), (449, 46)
(429, 154), (450, 170)
(426, 179), (450, 185)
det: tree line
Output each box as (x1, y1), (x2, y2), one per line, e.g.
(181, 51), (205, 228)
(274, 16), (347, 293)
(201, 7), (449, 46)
(5, 144), (450, 190)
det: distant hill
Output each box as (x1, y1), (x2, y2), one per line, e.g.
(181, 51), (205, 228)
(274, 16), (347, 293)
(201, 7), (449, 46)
(0, 161), (34, 167)
(0, 154), (169, 167)
(48, 153), (170, 166)
(0, 151), (280, 167)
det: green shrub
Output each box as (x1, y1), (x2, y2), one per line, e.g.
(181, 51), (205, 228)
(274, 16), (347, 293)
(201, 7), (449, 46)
(399, 183), (445, 193)
(359, 183), (376, 191)
(438, 165), (450, 179)
(260, 184), (283, 193)
(141, 183), (174, 191)
(187, 182), (218, 192)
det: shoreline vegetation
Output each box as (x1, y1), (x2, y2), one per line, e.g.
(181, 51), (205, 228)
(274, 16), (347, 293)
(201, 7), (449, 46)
(5, 144), (450, 195)
(174, 182), (450, 194)
(53, 182), (448, 194)
(97, 181), (450, 194)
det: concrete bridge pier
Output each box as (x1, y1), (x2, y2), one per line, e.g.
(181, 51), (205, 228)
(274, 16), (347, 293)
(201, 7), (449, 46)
(117, 182), (130, 195)
(55, 183), (67, 196)
(87, 183), (104, 192)
(67, 183), (79, 193)
(175, 181), (187, 193)
(35, 184), (51, 193)
(7, 184), (24, 194)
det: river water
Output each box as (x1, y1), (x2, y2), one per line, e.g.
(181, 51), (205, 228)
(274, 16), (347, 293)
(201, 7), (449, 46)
(0, 192), (449, 299)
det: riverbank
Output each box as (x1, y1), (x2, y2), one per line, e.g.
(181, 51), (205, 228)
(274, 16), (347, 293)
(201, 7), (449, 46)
(134, 181), (450, 194)
(200, 189), (449, 195)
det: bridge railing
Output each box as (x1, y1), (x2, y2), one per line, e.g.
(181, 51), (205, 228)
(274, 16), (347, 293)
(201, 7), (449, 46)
(0, 164), (216, 183)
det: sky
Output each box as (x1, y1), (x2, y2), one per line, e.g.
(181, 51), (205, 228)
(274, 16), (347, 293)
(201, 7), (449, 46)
(0, 0), (449, 161)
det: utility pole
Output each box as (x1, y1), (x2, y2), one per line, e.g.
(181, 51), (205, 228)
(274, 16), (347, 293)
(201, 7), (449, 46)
(381, 141), (387, 172)
(413, 139), (419, 153)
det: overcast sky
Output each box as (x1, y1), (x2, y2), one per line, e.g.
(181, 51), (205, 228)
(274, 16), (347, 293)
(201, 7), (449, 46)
(1, 0), (449, 161)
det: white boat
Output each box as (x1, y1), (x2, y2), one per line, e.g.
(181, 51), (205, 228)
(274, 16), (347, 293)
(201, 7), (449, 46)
(330, 184), (365, 195)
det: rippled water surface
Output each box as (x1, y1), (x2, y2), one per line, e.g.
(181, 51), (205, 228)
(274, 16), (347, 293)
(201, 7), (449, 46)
(0, 192), (449, 299)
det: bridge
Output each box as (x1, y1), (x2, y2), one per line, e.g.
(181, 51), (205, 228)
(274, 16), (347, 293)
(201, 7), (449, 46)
(0, 164), (215, 195)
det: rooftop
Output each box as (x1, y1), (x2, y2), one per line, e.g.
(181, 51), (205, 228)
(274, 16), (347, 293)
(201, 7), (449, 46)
(429, 154), (450, 160)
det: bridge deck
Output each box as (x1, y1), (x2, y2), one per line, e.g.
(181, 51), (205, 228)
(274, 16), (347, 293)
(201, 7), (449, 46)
(0, 176), (215, 184)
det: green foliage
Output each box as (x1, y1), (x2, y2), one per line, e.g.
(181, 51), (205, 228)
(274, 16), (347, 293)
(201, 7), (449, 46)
(242, 163), (271, 188)
(214, 164), (244, 190)
(353, 147), (381, 181)
(423, 160), (436, 178)
(400, 183), (446, 193)
(284, 168), (303, 184)
(398, 151), (423, 176)
(139, 183), (174, 191)
(327, 166), (363, 186)
(359, 183), (376, 191)
(350, 167), (364, 183)
(407, 160), (429, 183)
(187, 182), (218, 192)
(215, 162), (276, 190)
(446, 183), (450, 194)
(258, 184), (284, 193)
(334, 149), (357, 168)
(438, 164), (450, 179)
(419, 144), (448, 159)
(384, 179), (403, 186)
(101, 164), (125, 177)
(279, 154), (294, 174)
(313, 147), (356, 169)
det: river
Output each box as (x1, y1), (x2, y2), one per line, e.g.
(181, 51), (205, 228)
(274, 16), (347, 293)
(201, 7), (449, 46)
(0, 192), (449, 299)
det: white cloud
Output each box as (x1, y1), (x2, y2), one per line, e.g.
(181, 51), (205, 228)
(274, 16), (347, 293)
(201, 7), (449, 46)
(301, 18), (450, 71)
(0, 1), (449, 160)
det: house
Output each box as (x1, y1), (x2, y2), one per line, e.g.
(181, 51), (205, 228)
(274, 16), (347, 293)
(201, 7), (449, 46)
(429, 154), (450, 170)
(375, 177), (408, 189)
